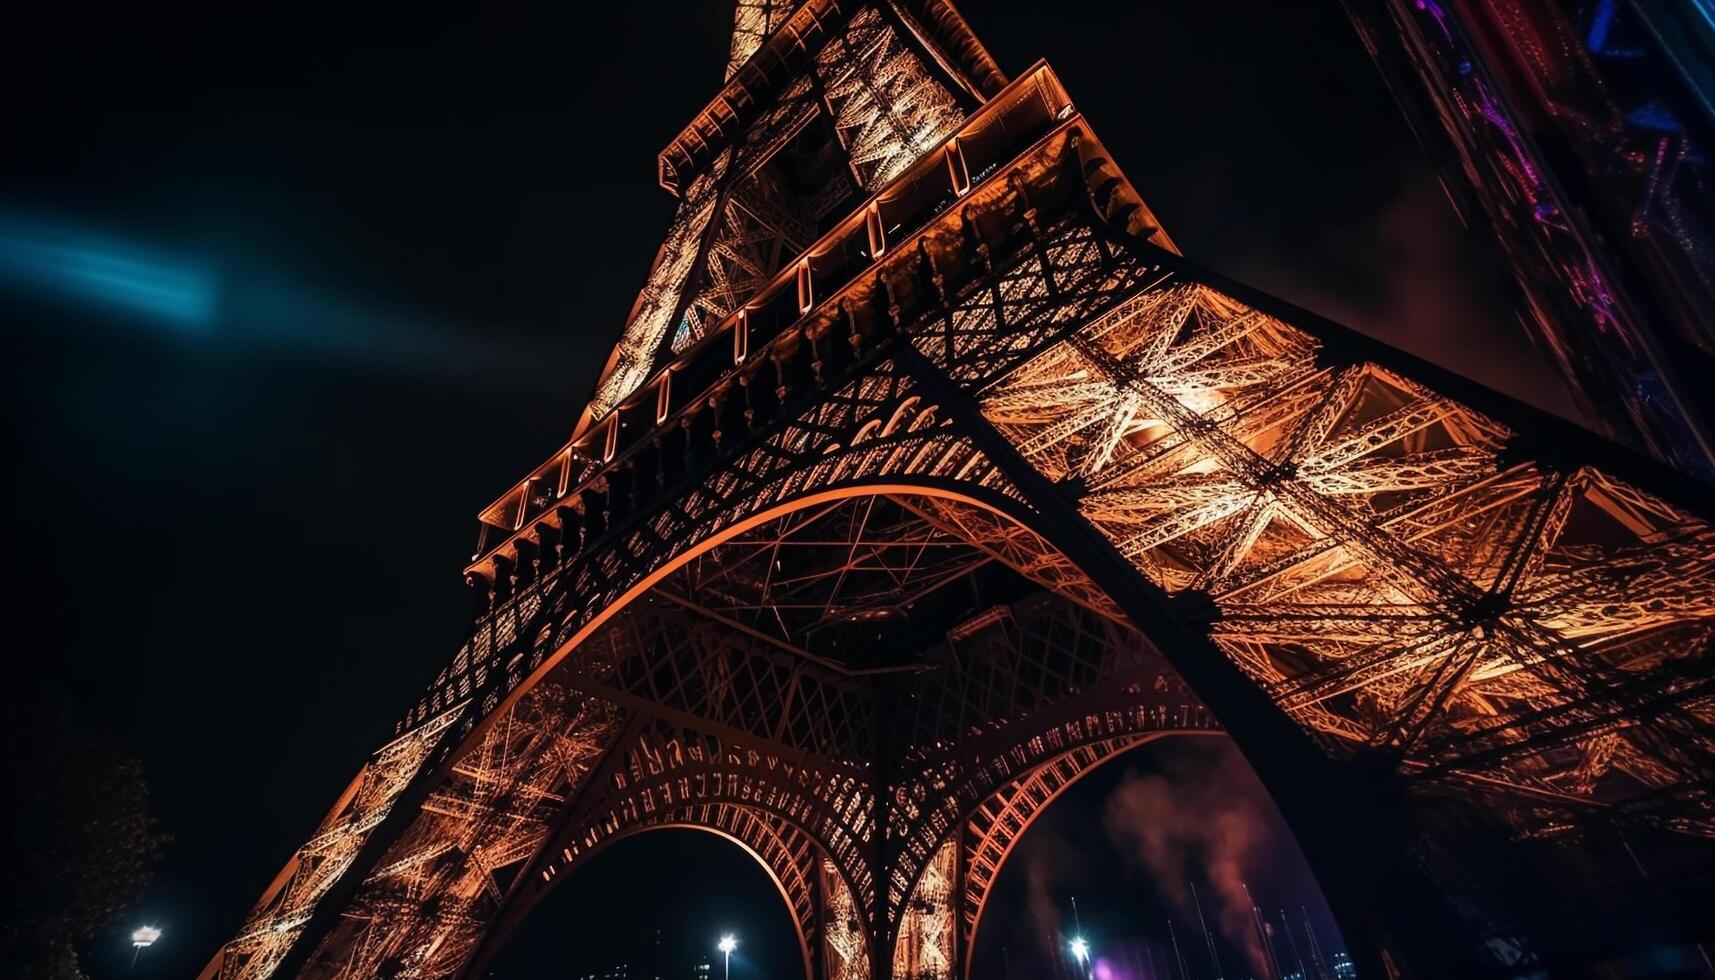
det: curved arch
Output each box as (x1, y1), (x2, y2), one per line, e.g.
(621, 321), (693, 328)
(291, 464), (1238, 980)
(414, 477), (1215, 980)
(415, 472), (1070, 798)
(884, 716), (1234, 978)
(958, 730), (1229, 980)
(554, 820), (816, 980)
(883, 671), (1219, 920)
(462, 738), (880, 980)
(555, 759), (876, 924)
(511, 478), (1048, 738)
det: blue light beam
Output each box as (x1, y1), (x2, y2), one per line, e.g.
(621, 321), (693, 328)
(0, 215), (216, 329)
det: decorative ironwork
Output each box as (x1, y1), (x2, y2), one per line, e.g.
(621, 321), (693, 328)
(815, 6), (966, 191)
(892, 838), (955, 980)
(212, 711), (462, 980)
(822, 856), (871, 980)
(728, 1), (805, 80)
(589, 146), (732, 418)
(303, 687), (621, 980)
(968, 273), (1715, 829)
(593, 0), (969, 418)
(206, 4), (1715, 979)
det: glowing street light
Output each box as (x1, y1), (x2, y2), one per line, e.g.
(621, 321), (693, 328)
(718, 934), (738, 980)
(1068, 894), (1092, 980)
(130, 926), (162, 968)
(1068, 936), (1092, 980)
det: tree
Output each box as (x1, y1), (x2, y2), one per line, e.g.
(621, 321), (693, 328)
(0, 692), (165, 979)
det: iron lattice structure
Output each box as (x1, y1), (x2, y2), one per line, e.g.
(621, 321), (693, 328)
(206, 3), (1715, 978)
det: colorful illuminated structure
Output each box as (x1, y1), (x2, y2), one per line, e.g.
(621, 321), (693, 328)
(204, 3), (1715, 978)
(1343, 0), (1715, 478)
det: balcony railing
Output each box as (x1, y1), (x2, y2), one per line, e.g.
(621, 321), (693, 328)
(470, 65), (1076, 559)
(463, 62), (1167, 589)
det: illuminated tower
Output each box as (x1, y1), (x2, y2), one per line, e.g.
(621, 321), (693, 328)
(204, 3), (1715, 979)
(1343, 0), (1715, 478)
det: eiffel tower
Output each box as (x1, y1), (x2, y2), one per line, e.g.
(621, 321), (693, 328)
(202, 3), (1715, 978)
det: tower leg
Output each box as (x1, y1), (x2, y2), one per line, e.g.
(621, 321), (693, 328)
(892, 838), (958, 980)
(820, 857), (873, 980)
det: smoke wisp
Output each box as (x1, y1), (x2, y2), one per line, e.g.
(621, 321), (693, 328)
(1102, 739), (1276, 976)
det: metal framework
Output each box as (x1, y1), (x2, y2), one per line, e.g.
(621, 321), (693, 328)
(205, 3), (1715, 979)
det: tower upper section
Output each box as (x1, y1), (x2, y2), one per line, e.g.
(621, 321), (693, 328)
(586, 1), (1009, 427)
(467, 0), (1176, 568)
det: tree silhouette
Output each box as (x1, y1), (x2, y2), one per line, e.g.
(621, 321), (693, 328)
(0, 692), (165, 979)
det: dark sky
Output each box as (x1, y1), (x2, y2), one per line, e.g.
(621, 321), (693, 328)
(965, 738), (1344, 980)
(489, 830), (805, 980)
(0, 2), (1581, 978)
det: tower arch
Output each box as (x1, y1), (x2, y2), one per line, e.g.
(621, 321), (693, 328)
(955, 731), (1228, 980)
(484, 821), (821, 980)
(461, 481), (1217, 980)
(515, 820), (822, 980)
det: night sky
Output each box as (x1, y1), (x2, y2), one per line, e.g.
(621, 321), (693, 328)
(1, 2), (1582, 978)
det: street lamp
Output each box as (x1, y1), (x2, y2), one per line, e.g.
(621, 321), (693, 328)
(1068, 894), (1092, 980)
(131, 926), (162, 969)
(718, 934), (738, 980)
(1068, 936), (1092, 980)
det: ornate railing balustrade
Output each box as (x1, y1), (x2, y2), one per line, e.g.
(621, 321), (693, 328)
(464, 63), (1156, 581)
